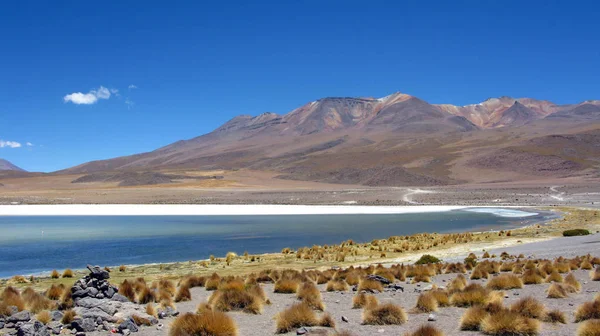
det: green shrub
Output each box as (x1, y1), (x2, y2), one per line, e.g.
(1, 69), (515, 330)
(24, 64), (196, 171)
(562, 229), (590, 237)
(415, 254), (441, 265)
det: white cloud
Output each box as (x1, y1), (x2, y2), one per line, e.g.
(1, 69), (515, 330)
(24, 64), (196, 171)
(26, 142), (33, 147)
(63, 86), (114, 105)
(128, 84), (137, 89)
(0, 140), (22, 148)
(125, 98), (135, 109)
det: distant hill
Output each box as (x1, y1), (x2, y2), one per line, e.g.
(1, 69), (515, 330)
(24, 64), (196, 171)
(0, 159), (25, 172)
(58, 92), (600, 186)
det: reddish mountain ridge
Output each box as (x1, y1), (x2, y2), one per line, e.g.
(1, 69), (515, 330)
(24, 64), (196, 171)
(60, 92), (600, 186)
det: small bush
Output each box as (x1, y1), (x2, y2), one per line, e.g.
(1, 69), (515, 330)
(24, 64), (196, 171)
(352, 293), (378, 309)
(521, 269), (544, 285)
(413, 293), (438, 313)
(137, 287), (156, 304)
(274, 279), (300, 294)
(487, 274), (523, 290)
(546, 270), (564, 283)
(415, 255), (441, 265)
(357, 279), (384, 293)
(563, 229), (590, 237)
(430, 290), (450, 307)
(210, 288), (263, 314)
(544, 309), (567, 324)
(205, 273), (221, 291)
(132, 314), (152, 326)
(578, 319), (600, 336)
(275, 302), (318, 333)
(169, 311), (238, 336)
(326, 279), (349, 292)
(460, 306), (487, 331)
(547, 283), (568, 299)
(174, 286), (191, 302)
(510, 297), (546, 319)
(480, 310), (540, 336)
(405, 325), (444, 336)
(575, 300), (600, 322)
(362, 303), (408, 325)
(297, 282), (324, 311)
(450, 284), (487, 307)
(50, 270), (59, 279)
(46, 284), (64, 300)
(118, 280), (136, 302)
(36, 310), (51, 324)
(62, 269), (74, 278)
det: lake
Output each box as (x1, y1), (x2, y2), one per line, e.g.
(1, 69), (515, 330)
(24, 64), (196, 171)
(0, 208), (549, 277)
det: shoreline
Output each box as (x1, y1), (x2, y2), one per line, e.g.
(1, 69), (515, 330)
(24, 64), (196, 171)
(0, 204), (547, 216)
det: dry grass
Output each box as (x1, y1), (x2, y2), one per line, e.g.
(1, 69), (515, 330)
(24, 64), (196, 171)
(62, 269), (74, 278)
(575, 300), (600, 322)
(413, 292), (438, 313)
(205, 273), (221, 291)
(450, 284), (488, 307)
(61, 309), (76, 324)
(544, 309), (567, 324)
(137, 286), (156, 304)
(547, 283), (568, 299)
(510, 297), (546, 320)
(46, 284), (64, 300)
(326, 279), (349, 292)
(353, 293), (378, 309)
(274, 279), (300, 294)
(546, 270), (564, 283)
(209, 288), (263, 314)
(447, 274), (467, 293)
(565, 272), (582, 292)
(296, 282), (324, 311)
(319, 312), (336, 328)
(158, 279), (177, 296)
(146, 303), (157, 317)
(591, 267), (600, 281)
(174, 285), (191, 302)
(460, 306), (488, 331)
(357, 279), (384, 293)
(275, 302), (318, 333)
(50, 270), (59, 279)
(578, 319), (600, 336)
(23, 290), (53, 313)
(362, 303), (408, 325)
(58, 289), (73, 310)
(132, 314), (152, 326)
(404, 325), (444, 336)
(521, 269), (544, 285)
(119, 264), (127, 272)
(169, 311), (238, 336)
(430, 290), (450, 307)
(480, 310), (540, 336)
(119, 279), (136, 302)
(487, 274), (523, 290)
(36, 310), (51, 324)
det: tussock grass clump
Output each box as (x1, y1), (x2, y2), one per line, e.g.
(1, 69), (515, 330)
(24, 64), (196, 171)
(119, 264), (127, 272)
(210, 288), (263, 314)
(405, 325), (444, 336)
(430, 290), (450, 307)
(326, 279), (349, 292)
(50, 270), (60, 279)
(205, 273), (221, 291)
(61, 309), (76, 324)
(132, 314), (152, 326)
(521, 269), (544, 285)
(413, 292), (438, 313)
(450, 284), (488, 307)
(118, 280), (136, 302)
(319, 312), (335, 328)
(137, 286), (156, 304)
(487, 274), (523, 290)
(345, 272), (361, 286)
(578, 319), (600, 336)
(565, 273), (582, 292)
(180, 275), (206, 288)
(544, 309), (567, 324)
(591, 267), (600, 281)
(510, 297), (546, 320)
(480, 310), (540, 336)
(169, 311), (238, 336)
(447, 274), (468, 293)
(275, 302), (318, 333)
(158, 279), (176, 296)
(546, 270), (564, 283)
(46, 284), (64, 300)
(444, 262), (467, 274)
(58, 289), (73, 310)
(460, 306), (488, 331)
(357, 279), (384, 293)
(362, 303), (408, 325)
(24, 291), (53, 313)
(274, 278), (300, 294)
(62, 269), (74, 278)
(0, 302), (13, 316)
(412, 274), (432, 284)
(174, 285), (191, 302)
(470, 268), (487, 280)
(563, 229), (591, 236)
(415, 254), (441, 265)
(575, 300), (600, 322)
(547, 283), (568, 299)
(246, 283), (268, 304)
(352, 293), (378, 309)
(297, 282), (324, 311)
(146, 303), (157, 317)
(36, 310), (51, 324)
(581, 260), (594, 270)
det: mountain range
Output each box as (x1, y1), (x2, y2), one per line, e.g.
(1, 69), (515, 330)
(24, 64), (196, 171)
(0, 159), (25, 172)
(40, 92), (600, 186)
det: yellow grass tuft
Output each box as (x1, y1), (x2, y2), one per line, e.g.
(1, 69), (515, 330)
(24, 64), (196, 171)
(544, 309), (567, 324)
(357, 279), (384, 293)
(46, 284), (64, 300)
(450, 284), (487, 307)
(274, 278), (300, 294)
(521, 269), (544, 285)
(430, 290), (450, 307)
(480, 310), (540, 336)
(546, 270), (564, 283)
(50, 270), (60, 279)
(62, 269), (74, 278)
(275, 302), (318, 333)
(413, 292), (438, 313)
(591, 267), (600, 281)
(575, 300), (600, 322)
(297, 282), (324, 311)
(174, 285), (191, 302)
(404, 325), (444, 336)
(137, 286), (156, 304)
(487, 274), (523, 290)
(319, 312), (336, 328)
(510, 297), (546, 320)
(61, 309), (76, 324)
(565, 272), (582, 292)
(119, 280), (136, 302)
(547, 283), (568, 299)
(132, 314), (152, 326)
(326, 279), (349, 292)
(205, 273), (221, 291)
(169, 311), (238, 336)
(209, 288), (263, 314)
(23, 290), (53, 313)
(460, 306), (488, 331)
(119, 264), (127, 272)
(578, 319), (600, 336)
(145, 303), (157, 317)
(362, 303), (408, 325)
(353, 293), (378, 309)
(447, 274), (467, 293)
(36, 310), (51, 324)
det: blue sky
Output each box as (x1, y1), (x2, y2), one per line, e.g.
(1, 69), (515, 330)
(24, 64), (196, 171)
(1, 1), (599, 172)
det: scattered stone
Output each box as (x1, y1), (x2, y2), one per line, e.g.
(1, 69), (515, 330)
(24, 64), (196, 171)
(341, 316), (349, 323)
(428, 313), (437, 321)
(118, 318), (138, 333)
(156, 324), (163, 330)
(16, 321), (50, 336)
(366, 275), (391, 285)
(50, 311), (63, 322)
(71, 318), (96, 333)
(8, 311), (31, 323)
(297, 327), (307, 335)
(122, 330), (131, 336)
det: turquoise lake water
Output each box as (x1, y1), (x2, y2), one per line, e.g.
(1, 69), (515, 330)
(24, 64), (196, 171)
(0, 208), (549, 277)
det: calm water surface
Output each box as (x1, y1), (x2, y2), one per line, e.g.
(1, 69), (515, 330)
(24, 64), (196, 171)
(0, 209), (548, 277)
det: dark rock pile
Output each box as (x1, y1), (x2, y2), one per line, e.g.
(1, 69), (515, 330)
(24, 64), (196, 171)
(71, 265), (123, 301)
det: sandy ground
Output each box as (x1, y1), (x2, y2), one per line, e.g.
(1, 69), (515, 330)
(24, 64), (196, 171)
(84, 234), (600, 336)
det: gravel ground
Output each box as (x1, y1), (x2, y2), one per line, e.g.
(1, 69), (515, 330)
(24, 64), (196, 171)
(86, 235), (600, 336)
